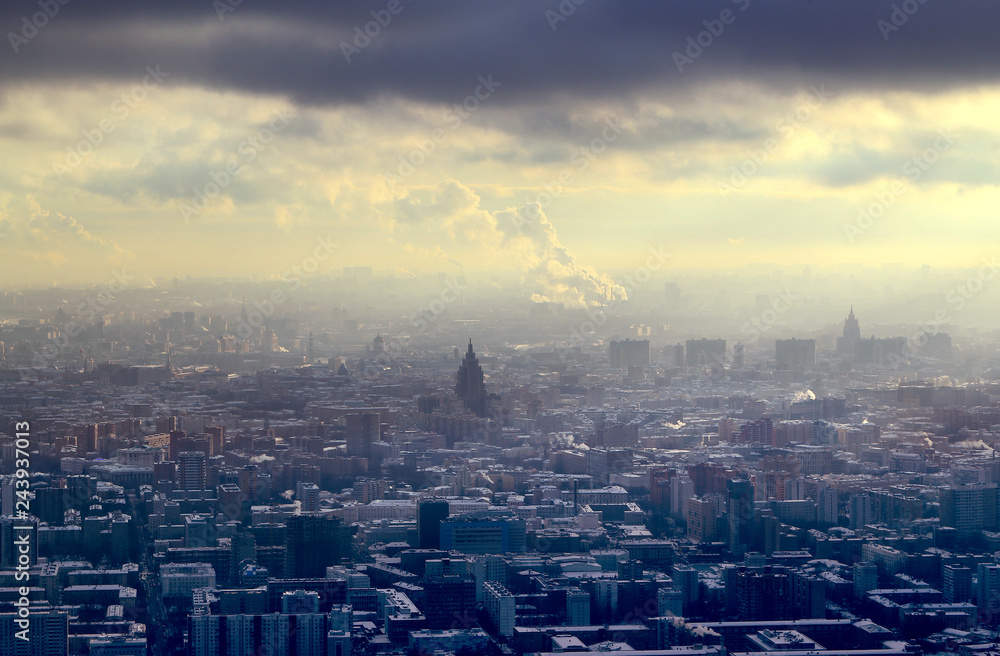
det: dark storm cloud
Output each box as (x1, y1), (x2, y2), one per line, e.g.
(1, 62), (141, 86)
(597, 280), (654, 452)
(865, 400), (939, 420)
(2, 0), (998, 106)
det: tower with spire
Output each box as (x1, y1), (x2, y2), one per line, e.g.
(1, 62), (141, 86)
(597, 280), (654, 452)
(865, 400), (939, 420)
(837, 306), (861, 361)
(455, 340), (488, 417)
(843, 306), (861, 341)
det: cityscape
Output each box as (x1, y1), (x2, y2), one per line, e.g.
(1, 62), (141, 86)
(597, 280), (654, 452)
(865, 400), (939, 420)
(3, 2), (1000, 656)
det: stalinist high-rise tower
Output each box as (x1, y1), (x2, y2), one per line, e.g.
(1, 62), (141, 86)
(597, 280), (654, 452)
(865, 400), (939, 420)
(837, 306), (861, 360)
(456, 340), (488, 417)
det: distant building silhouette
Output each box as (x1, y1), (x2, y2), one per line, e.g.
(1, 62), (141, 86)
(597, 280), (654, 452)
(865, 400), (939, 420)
(727, 479), (754, 557)
(346, 412), (380, 458)
(836, 307), (907, 365)
(456, 340), (488, 417)
(608, 339), (650, 369)
(775, 338), (815, 371)
(418, 499), (450, 549)
(284, 514), (348, 578)
(686, 339), (727, 366)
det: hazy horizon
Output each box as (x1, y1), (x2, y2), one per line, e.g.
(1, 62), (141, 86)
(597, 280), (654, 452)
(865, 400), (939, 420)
(1, 1), (999, 307)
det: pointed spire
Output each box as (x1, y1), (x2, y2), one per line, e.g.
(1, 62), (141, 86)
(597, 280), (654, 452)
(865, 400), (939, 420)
(468, 339), (474, 355)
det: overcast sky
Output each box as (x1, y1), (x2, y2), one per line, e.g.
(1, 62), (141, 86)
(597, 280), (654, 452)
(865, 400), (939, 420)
(1, 1), (997, 304)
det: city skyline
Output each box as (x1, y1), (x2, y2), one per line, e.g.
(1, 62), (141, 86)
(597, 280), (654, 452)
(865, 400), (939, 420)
(4, 4), (1000, 656)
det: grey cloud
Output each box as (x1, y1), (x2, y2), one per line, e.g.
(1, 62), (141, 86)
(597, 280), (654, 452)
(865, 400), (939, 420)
(1, 1), (998, 108)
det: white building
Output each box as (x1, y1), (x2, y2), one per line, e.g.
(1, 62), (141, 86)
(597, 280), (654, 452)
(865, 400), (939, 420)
(483, 580), (516, 636)
(161, 562), (216, 599)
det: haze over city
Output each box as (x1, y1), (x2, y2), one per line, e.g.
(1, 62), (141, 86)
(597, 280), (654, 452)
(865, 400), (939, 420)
(1, 2), (999, 296)
(3, 3), (1000, 656)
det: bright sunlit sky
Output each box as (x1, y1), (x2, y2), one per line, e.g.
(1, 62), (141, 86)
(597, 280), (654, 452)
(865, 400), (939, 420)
(1, 1), (998, 305)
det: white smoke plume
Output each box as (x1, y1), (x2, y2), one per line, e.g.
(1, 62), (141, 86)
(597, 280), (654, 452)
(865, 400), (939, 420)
(495, 202), (626, 308)
(392, 181), (624, 309)
(790, 389), (816, 402)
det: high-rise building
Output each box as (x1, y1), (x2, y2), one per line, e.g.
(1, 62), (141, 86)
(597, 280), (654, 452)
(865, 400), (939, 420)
(686, 339), (727, 367)
(345, 413), (380, 458)
(189, 611), (327, 656)
(733, 417), (774, 445)
(733, 566), (791, 621)
(178, 451), (207, 491)
(167, 429), (186, 461)
(670, 476), (694, 518)
(455, 340), (489, 417)
(775, 338), (816, 371)
(978, 563), (1000, 620)
(944, 564), (973, 603)
(608, 339), (650, 369)
(417, 499), (450, 549)
(219, 484), (243, 522)
(239, 465), (258, 502)
(284, 514), (348, 579)
(82, 423), (99, 454)
(849, 494), (872, 530)
(0, 517), (36, 568)
(940, 484), (999, 534)
(672, 565), (699, 613)
(230, 530), (257, 583)
(790, 570), (826, 619)
(658, 588), (684, 617)
(727, 479), (754, 557)
(0, 610), (68, 656)
(482, 581), (516, 636)
(34, 486), (68, 525)
(472, 554), (505, 603)
(687, 496), (719, 543)
(566, 589), (590, 625)
(817, 487), (839, 526)
(423, 575), (477, 629)
(297, 483), (321, 512)
(205, 425), (225, 454)
(853, 562), (878, 600)
(837, 307), (861, 358)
